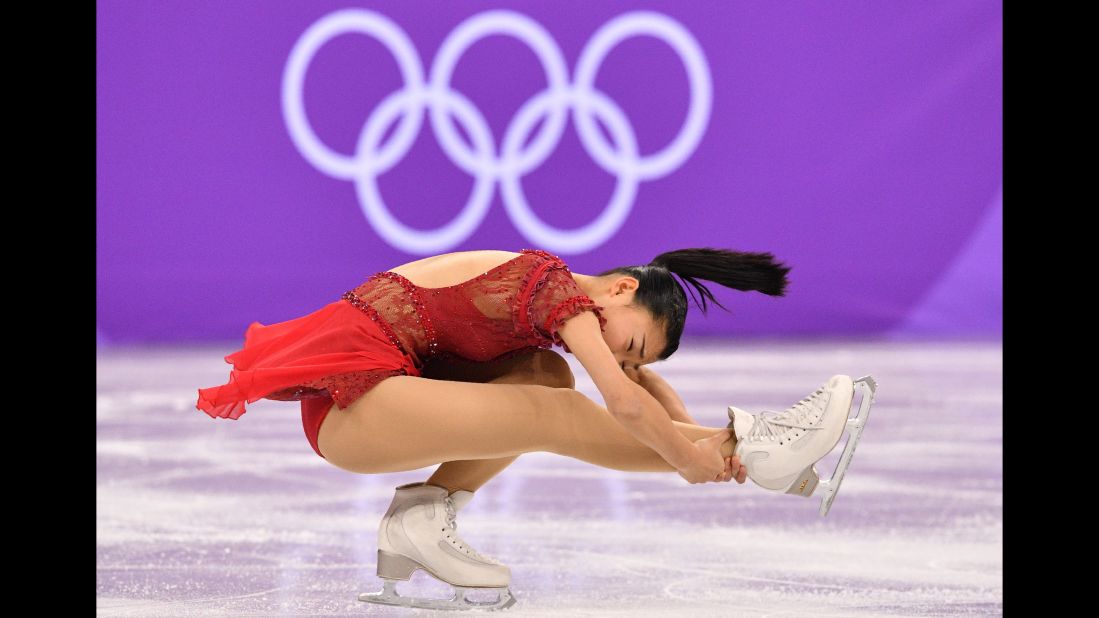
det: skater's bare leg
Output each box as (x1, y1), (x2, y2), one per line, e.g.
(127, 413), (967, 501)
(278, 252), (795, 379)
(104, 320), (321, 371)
(425, 421), (731, 494)
(423, 351), (567, 495)
(420, 351), (735, 494)
(316, 358), (736, 475)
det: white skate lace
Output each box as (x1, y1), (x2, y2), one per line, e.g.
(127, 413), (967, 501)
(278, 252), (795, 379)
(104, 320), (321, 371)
(444, 496), (504, 566)
(747, 385), (828, 443)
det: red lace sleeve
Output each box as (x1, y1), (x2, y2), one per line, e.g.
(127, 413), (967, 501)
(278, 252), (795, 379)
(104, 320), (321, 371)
(526, 264), (608, 353)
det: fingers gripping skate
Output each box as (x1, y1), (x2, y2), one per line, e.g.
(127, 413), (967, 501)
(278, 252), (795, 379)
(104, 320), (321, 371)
(813, 375), (877, 517)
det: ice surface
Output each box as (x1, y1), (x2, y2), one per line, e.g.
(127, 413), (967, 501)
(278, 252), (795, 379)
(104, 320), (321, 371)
(97, 339), (1002, 616)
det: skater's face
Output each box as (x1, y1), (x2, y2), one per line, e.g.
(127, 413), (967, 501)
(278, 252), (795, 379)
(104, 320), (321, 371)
(583, 274), (666, 372)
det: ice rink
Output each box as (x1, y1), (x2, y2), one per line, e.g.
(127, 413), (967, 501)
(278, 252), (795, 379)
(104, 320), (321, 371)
(97, 339), (1002, 616)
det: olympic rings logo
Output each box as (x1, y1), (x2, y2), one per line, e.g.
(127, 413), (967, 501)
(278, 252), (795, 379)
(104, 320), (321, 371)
(282, 9), (711, 254)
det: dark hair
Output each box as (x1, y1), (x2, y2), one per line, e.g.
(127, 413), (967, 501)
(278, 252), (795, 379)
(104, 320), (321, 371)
(595, 248), (791, 361)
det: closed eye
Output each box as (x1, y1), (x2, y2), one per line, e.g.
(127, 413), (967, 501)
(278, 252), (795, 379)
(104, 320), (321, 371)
(628, 336), (642, 368)
(623, 337), (639, 371)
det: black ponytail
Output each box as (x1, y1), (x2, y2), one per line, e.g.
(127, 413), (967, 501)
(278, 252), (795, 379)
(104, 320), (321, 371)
(596, 247), (791, 360)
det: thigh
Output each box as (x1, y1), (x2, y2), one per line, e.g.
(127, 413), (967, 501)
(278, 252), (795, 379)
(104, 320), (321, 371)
(316, 374), (574, 474)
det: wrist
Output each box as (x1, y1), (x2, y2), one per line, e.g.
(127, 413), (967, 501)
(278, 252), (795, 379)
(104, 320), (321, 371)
(667, 437), (700, 470)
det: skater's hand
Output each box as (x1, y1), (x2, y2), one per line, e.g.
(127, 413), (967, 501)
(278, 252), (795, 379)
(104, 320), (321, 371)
(728, 454), (747, 484)
(677, 430), (742, 485)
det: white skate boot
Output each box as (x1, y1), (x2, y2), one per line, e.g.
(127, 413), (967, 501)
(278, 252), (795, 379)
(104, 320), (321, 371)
(727, 375), (878, 516)
(359, 482), (518, 611)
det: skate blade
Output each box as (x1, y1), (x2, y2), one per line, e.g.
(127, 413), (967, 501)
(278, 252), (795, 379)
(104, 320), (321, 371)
(360, 578), (518, 611)
(816, 375), (878, 517)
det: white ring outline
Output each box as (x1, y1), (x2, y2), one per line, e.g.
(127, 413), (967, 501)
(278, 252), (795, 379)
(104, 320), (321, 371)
(281, 9), (712, 254)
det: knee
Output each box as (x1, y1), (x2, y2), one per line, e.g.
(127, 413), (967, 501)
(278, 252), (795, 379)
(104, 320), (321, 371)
(529, 349), (576, 390)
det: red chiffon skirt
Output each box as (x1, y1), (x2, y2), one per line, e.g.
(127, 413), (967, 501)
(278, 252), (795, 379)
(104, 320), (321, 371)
(195, 299), (421, 458)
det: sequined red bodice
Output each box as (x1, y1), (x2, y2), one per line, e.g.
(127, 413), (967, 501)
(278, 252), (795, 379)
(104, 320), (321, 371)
(340, 248), (608, 368)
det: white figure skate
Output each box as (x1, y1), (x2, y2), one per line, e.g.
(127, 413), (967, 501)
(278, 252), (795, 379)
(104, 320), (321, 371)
(359, 482), (518, 611)
(727, 375), (878, 517)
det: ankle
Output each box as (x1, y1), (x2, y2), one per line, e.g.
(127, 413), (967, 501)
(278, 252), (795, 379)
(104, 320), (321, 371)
(720, 435), (737, 458)
(423, 481), (466, 496)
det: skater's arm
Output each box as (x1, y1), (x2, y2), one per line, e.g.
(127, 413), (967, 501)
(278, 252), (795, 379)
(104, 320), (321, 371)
(632, 367), (700, 425)
(558, 312), (700, 469)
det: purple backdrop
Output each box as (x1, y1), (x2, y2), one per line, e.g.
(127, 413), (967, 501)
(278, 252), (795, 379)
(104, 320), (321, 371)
(96, 0), (1002, 343)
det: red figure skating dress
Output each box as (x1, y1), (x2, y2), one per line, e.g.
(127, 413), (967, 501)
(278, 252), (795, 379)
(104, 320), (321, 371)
(195, 249), (608, 459)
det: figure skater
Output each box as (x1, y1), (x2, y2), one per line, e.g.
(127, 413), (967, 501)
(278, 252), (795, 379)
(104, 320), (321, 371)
(195, 247), (876, 611)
